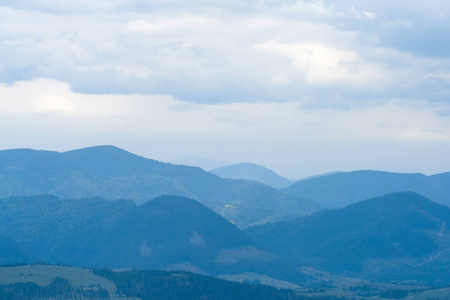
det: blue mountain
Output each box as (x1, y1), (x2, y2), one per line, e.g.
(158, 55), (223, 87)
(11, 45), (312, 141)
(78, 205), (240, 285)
(283, 170), (450, 209)
(0, 146), (319, 227)
(210, 162), (293, 189)
(247, 192), (450, 285)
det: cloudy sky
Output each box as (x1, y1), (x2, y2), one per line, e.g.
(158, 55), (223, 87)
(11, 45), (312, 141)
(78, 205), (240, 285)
(1, 0), (450, 179)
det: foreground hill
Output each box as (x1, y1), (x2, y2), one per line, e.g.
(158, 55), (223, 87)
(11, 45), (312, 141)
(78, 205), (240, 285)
(210, 163), (293, 189)
(0, 195), (134, 263)
(0, 146), (319, 227)
(0, 196), (249, 271)
(283, 170), (450, 208)
(0, 195), (310, 284)
(60, 196), (255, 272)
(247, 192), (450, 285)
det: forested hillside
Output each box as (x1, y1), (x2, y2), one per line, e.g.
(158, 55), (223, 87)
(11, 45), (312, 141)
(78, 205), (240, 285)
(247, 192), (450, 285)
(0, 195), (310, 284)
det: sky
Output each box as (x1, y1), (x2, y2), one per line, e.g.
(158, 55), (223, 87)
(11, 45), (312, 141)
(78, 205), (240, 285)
(1, 0), (450, 179)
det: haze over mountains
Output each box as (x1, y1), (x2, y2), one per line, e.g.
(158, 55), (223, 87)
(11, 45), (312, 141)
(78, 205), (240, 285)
(210, 162), (294, 189)
(283, 170), (450, 208)
(171, 156), (234, 172)
(2, 145), (450, 297)
(0, 146), (318, 228)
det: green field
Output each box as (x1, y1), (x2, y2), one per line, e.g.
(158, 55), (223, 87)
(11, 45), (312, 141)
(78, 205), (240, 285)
(220, 267), (450, 300)
(1, 264), (450, 299)
(0, 265), (138, 300)
(296, 268), (446, 300)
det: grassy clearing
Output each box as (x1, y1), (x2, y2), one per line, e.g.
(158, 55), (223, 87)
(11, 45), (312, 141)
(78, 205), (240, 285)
(219, 272), (301, 289)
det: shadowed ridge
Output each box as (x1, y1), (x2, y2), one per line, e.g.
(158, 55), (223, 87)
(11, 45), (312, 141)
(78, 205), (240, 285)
(65, 195), (254, 271)
(247, 192), (450, 284)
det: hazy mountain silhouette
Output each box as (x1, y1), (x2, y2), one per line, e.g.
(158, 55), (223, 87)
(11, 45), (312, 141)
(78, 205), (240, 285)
(210, 163), (293, 189)
(247, 192), (450, 284)
(0, 146), (319, 227)
(298, 171), (343, 181)
(283, 170), (450, 209)
(171, 155), (233, 171)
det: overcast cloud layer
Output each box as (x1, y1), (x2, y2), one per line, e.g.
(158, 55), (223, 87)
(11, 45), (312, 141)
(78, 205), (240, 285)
(1, 1), (450, 178)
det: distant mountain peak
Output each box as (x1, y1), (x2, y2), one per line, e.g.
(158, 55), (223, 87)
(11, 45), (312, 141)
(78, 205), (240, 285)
(63, 145), (138, 157)
(210, 162), (293, 189)
(0, 146), (317, 227)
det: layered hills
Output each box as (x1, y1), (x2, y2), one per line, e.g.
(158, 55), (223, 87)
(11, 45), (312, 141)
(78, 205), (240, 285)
(0, 146), (319, 227)
(2, 191), (450, 289)
(210, 162), (293, 189)
(0, 195), (250, 269)
(283, 170), (450, 208)
(0, 195), (309, 284)
(247, 192), (450, 284)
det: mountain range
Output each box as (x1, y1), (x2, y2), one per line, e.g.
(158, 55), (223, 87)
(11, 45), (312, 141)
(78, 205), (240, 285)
(0, 146), (319, 227)
(3, 192), (450, 286)
(283, 170), (450, 208)
(2, 145), (450, 292)
(247, 192), (450, 285)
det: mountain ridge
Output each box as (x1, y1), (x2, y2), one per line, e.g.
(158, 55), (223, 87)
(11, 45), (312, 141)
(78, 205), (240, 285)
(0, 145), (320, 227)
(246, 192), (450, 284)
(283, 170), (450, 208)
(210, 162), (293, 189)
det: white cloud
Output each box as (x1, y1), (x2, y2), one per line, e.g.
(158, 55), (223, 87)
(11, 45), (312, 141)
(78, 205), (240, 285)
(255, 41), (389, 90)
(363, 12), (376, 20)
(32, 94), (76, 115)
(426, 72), (450, 84)
(279, 0), (335, 18)
(126, 15), (217, 34)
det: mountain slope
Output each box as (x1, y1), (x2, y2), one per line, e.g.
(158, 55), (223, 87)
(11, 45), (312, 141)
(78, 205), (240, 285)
(61, 195), (256, 271)
(0, 195), (135, 261)
(0, 195), (295, 278)
(210, 163), (293, 189)
(0, 146), (319, 227)
(247, 192), (450, 284)
(0, 195), (312, 285)
(0, 196), (247, 269)
(283, 170), (450, 208)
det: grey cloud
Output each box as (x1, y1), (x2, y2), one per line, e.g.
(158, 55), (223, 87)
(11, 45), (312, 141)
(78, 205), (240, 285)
(0, 1), (450, 105)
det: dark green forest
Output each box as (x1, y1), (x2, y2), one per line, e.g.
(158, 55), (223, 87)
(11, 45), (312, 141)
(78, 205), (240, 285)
(0, 277), (108, 300)
(93, 268), (349, 300)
